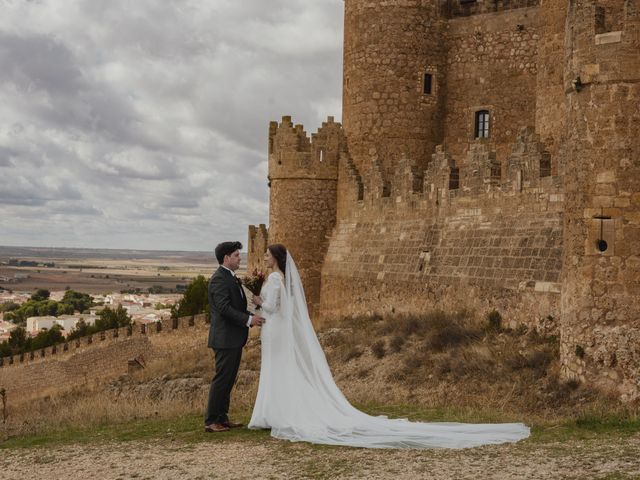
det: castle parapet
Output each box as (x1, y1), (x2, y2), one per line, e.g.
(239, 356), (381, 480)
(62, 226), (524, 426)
(247, 223), (269, 273)
(424, 146), (459, 203)
(394, 155), (425, 203)
(446, 0), (540, 18)
(506, 126), (551, 191)
(461, 142), (501, 195)
(366, 158), (391, 202)
(268, 116), (343, 181)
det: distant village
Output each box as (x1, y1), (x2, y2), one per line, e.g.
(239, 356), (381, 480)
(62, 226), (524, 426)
(0, 290), (183, 342)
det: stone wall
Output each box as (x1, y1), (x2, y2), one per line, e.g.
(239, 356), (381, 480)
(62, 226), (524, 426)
(0, 315), (208, 406)
(321, 129), (564, 332)
(447, 0), (539, 18)
(443, 7), (541, 170)
(560, 0), (640, 400)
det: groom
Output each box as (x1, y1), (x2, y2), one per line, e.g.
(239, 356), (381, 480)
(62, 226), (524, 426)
(204, 241), (265, 432)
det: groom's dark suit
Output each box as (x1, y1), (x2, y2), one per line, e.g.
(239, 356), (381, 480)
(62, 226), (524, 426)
(205, 266), (251, 426)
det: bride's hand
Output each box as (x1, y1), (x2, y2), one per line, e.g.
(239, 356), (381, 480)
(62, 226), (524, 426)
(252, 295), (263, 306)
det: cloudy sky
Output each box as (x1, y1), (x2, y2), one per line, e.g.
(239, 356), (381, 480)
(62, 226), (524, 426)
(0, 0), (344, 251)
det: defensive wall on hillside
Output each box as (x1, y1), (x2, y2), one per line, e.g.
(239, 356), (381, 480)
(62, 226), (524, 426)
(0, 314), (209, 407)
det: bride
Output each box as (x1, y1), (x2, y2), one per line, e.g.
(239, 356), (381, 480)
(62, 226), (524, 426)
(248, 244), (530, 449)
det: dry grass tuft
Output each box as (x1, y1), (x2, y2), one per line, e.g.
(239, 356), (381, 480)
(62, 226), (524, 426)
(371, 340), (386, 359)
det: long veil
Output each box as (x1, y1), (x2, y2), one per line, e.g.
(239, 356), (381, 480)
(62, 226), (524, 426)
(270, 252), (530, 449)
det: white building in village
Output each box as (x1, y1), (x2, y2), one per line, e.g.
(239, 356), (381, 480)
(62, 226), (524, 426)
(26, 314), (97, 335)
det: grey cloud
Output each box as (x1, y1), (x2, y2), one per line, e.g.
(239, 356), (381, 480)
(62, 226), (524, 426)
(0, 33), (85, 95)
(0, 0), (343, 250)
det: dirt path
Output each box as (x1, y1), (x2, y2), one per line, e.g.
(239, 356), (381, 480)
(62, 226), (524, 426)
(2, 434), (640, 480)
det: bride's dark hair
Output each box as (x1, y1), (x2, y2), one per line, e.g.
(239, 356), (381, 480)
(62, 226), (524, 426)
(267, 243), (287, 275)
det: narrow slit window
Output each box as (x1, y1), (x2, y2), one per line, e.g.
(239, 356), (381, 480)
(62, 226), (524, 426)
(423, 73), (433, 95)
(475, 110), (490, 139)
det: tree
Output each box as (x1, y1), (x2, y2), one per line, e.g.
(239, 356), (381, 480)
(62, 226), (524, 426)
(31, 324), (64, 351)
(60, 290), (93, 313)
(30, 289), (51, 302)
(0, 302), (20, 313)
(67, 318), (94, 341)
(0, 341), (11, 357)
(171, 275), (209, 319)
(8, 327), (27, 350)
(96, 305), (132, 330)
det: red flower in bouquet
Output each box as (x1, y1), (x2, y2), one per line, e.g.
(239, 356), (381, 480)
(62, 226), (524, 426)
(242, 269), (266, 296)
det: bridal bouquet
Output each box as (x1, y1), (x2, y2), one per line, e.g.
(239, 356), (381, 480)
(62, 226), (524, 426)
(242, 269), (266, 296)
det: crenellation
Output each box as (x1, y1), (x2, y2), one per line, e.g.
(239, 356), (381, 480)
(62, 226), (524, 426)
(446, 0), (540, 18)
(462, 142), (501, 194)
(247, 223), (269, 273)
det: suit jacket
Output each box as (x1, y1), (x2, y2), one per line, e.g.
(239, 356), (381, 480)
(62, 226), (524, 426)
(207, 266), (250, 349)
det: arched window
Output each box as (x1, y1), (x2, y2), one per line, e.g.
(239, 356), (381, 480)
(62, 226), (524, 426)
(474, 110), (490, 139)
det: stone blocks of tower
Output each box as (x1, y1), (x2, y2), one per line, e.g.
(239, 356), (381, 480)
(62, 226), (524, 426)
(342, 0), (447, 182)
(535, 0), (569, 156)
(267, 116), (346, 320)
(560, 0), (640, 399)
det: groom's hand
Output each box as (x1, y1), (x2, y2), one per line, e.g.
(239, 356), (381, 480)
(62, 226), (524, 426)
(250, 314), (265, 327)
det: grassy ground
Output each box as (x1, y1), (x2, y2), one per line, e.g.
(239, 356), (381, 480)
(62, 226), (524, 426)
(2, 311), (640, 478)
(2, 403), (639, 450)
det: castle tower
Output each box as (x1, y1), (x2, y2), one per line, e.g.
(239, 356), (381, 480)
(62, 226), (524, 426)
(560, 0), (640, 398)
(342, 0), (447, 187)
(267, 116), (345, 320)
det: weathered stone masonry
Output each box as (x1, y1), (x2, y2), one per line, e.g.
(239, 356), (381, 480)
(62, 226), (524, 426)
(248, 0), (639, 399)
(0, 315), (208, 406)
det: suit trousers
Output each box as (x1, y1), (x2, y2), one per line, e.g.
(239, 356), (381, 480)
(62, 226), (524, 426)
(205, 347), (243, 425)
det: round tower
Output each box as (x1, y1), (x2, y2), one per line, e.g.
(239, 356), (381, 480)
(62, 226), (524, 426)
(342, 0), (446, 184)
(560, 0), (640, 398)
(268, 116), (344, 320)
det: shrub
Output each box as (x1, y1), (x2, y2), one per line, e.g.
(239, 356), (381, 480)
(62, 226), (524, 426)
(389, 335), (405, 353)
(343, 346), (363, 362)
(486, 310), (502, 331)
(371, 340), (386, 359)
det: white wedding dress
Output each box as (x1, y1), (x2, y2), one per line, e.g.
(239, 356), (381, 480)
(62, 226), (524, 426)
(248, 253), (530, 449)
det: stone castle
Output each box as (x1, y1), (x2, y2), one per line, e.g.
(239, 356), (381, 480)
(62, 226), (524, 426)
(247, 0), (640, 399)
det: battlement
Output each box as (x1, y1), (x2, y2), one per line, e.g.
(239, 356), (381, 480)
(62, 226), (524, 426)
(446, 0), (539, 18)
(341, 125), (559, 210)
(0, 314), (208, 370)
(268, 116), (345, 181)
(247, 223), (268, 272)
